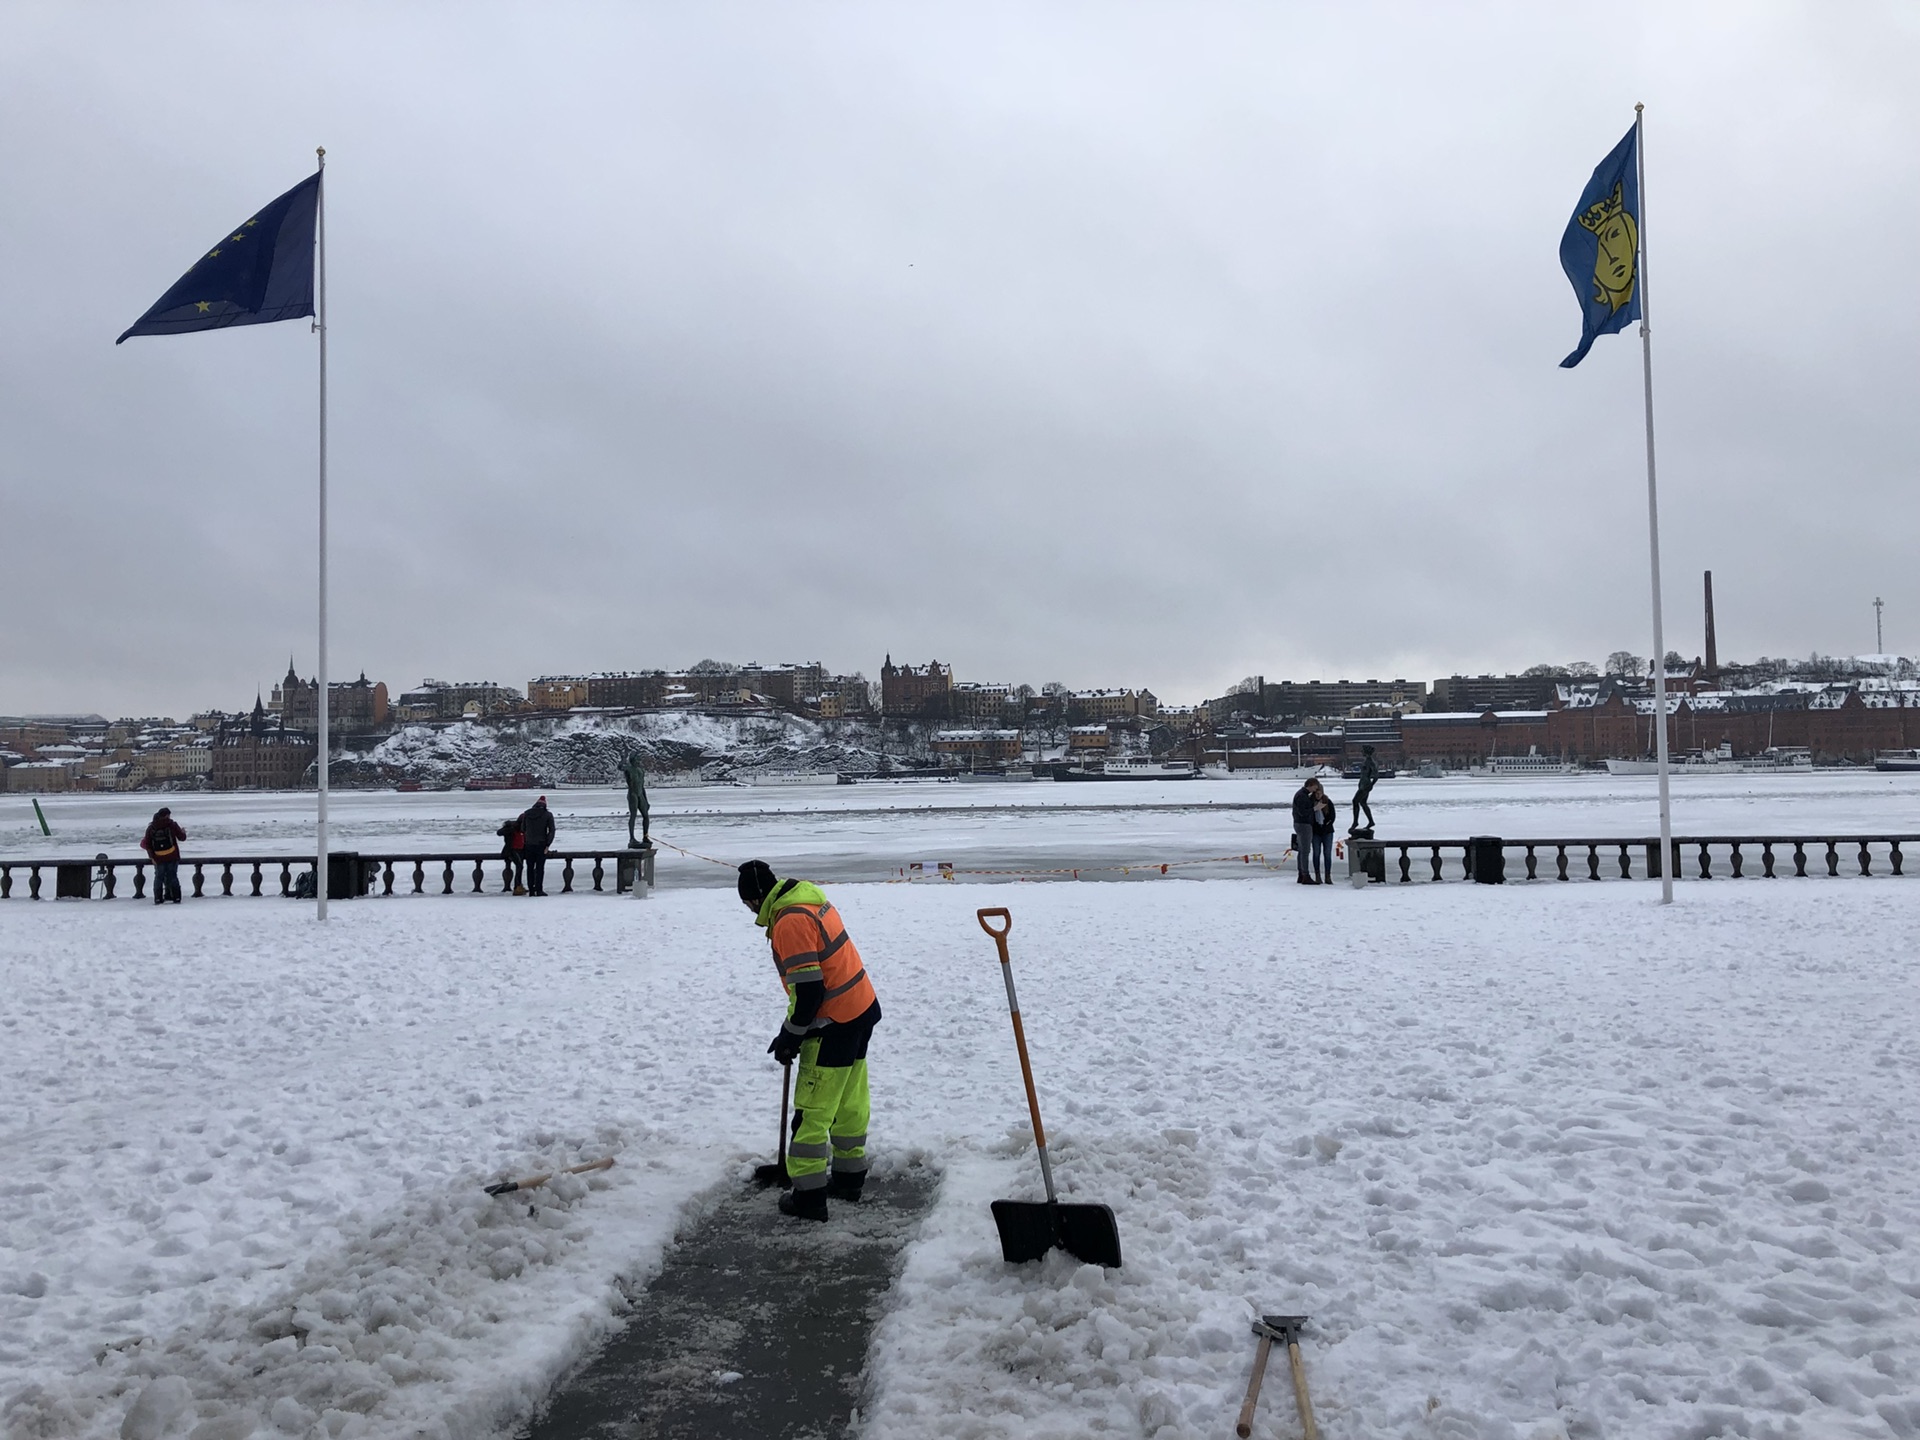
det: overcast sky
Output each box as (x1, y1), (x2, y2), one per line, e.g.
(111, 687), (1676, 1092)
(3, 2), (1915, 717)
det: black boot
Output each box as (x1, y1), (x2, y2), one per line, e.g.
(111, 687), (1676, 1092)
(778, 1188), (829, 1222)
(825, 1172), (866, 1203)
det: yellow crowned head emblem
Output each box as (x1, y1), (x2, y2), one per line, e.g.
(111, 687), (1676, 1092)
(1576, 182), (1638, 313)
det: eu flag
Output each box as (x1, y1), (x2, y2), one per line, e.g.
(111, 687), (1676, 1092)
(1558, 126), (1641, 369)
(117, 171), (320, 343)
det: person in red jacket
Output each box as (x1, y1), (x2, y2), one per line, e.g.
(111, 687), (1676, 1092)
(140, 807), (187, 904)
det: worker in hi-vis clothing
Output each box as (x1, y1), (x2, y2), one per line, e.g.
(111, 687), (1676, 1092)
(738, 860), (882, 1221)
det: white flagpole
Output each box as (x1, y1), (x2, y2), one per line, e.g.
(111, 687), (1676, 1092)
(315, 147), (330, 921)
(1634, 103), (1675, 903)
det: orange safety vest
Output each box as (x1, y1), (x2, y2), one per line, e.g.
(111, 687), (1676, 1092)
(769, 899), (877, 1027)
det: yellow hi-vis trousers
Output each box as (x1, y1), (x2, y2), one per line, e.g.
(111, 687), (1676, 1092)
(787, 1041), (869, 1192)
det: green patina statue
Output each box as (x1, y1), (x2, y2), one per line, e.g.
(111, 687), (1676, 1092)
(621, 752), (652, 848)
(1349, 745), (1379, 836)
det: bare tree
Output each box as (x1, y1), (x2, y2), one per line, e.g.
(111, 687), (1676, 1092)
(1605, 650), (1645, 677)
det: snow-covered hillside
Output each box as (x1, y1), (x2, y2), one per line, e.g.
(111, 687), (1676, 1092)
(334, 711), (926, 788)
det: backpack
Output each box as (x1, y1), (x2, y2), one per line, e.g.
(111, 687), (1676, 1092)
(148, 822), (178, 860)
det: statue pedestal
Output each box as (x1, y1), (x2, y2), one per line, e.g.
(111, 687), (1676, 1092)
(618, 844), (656, 899)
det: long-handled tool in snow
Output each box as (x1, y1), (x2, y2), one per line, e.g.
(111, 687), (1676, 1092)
(752, 1059), (794, 1188)
(976, 907), (1122, 1269)
(484, 1157), (614, 1197)
(1236, 1314), (1318, 1439)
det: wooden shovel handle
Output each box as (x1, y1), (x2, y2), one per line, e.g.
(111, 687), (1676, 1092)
(1235, 1333), (1273, 1437)
(485, 1156), (613, 1196)
(1287, 1339), (1320, 1440)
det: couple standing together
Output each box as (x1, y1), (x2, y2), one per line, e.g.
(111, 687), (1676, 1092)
(1290, 778), (1338, 885)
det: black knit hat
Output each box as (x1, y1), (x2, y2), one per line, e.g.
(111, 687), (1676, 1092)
(737, 859), (777, 909)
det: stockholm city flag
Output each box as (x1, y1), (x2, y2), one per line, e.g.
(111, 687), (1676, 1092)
(1558, 125), (1641, 368)
(117, 171), (321, 343)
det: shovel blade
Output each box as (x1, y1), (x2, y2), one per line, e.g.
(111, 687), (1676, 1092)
(751, 1161), (791, 1190)
(991, 1200), (1123, 1269)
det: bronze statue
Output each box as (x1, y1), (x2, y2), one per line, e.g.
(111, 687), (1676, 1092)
(621, 753), (652, 848)
(1349, 745), (1379, 836)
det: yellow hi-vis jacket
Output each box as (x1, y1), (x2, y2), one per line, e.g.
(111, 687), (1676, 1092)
(756, 879), (877, 1029)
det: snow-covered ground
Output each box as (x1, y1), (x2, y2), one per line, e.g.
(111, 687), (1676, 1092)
(7, 770), (1920, 889)
(3, 875), (1917, 1438)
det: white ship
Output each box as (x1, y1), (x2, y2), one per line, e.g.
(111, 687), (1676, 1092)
(1055, 759), (1200, 781)
(1479, 753), (1582, 776)
(1605, 743), (1813, 776)
(1874, 749), (1920, 772)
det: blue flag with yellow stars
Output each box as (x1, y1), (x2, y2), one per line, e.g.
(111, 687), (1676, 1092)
(117, 171), (320, 344)
(1558, 125), (1641, 368)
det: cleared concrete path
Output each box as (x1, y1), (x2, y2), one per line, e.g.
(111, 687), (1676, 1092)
(523, 1164), (938, 1440)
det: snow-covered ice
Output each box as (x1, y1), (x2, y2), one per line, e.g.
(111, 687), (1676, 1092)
(7, 769), (1920, 887)
(3, 811), (1918, 1436)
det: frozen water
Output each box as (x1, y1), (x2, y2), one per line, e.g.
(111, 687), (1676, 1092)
(6, 770), (1919, 889)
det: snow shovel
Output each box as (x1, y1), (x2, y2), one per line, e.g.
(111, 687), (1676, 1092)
(976, 908), (1122, 1268)
(752, 1059), (793, 1188)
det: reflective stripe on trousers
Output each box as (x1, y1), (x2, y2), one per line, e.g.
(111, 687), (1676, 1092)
(788, 1043), (870, 1191)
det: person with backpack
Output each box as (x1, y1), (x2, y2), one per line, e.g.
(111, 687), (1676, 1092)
(496, 815), (526, 895)
(140, 807), (187, 904)
(519, 796), (557, 896)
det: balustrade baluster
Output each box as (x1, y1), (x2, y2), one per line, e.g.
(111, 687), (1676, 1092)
(191, 864), (205, 897)
(250, 862), (263, 897)
(592, 857), (605, 891)
(1793, 842), (1807, 877)
(220, 863), (234, 896)
(1555, 845), (1569, 881)
(137, 862), (149, 899)
(0, 863), (10, 898)
(413, 860), (425, 894)
(443, 860), (455, 894)
(29, 864), (44, 898)
(1729, 844), (1744, 879)
(1696, 843), (1712, 880)
(472, 860), (485, 893)
(1586, 845), (1599, 881)
(1858, 841), (1872, 877)
(279, 861), (292, 896)
(1524, 845), (1538, 880)
(562, 858), (575, 893)
(1397, 847), (1411, 883)
(1429, 846), (1442, 882)
(103, 863), (118, 898)
(1618, 844), (1632, 879)
(382, 861), (396, 896)
(1891, 840), (1904, 876)
(503, 860), (515, 893)
(1824, 842), (1839, 877)
(1761, 843), (1775, 877)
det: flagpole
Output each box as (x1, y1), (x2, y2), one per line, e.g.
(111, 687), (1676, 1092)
(1634, 103), (1675, 904)
(315, 146), (330, 921)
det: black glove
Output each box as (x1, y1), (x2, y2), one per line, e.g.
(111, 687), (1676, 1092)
(768, 1028), (804, 1065)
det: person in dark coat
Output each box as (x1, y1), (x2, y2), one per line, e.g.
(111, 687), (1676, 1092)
(519, 796), (557, 896)
(140, 806), (187, 904)
(1310, 780), (1337, 884)
(496, 816), (526, 895)
(1290, 781), (1319, 885)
